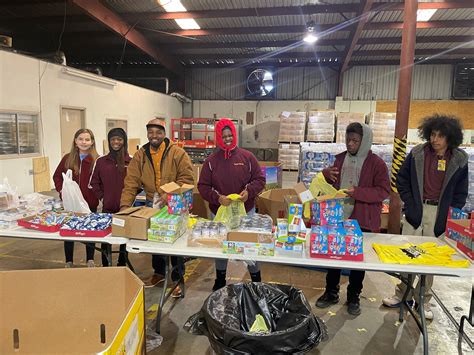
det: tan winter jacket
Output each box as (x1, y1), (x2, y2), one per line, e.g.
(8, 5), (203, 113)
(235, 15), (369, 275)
(120, 138), (194, 208)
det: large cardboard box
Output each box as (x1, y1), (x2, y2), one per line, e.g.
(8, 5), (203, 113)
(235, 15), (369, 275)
(256, 188), (297, 223)
(192, 164), (202, 191)
(0, 268), (144, 354)
(112, 206), (160, 240)
(259, 161), (282, 190)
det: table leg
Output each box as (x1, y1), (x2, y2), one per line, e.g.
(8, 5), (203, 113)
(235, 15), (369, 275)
(156, 255), (170, 334)
(106, 244), (113, 267)
(459, 285), (474, 347)
(417, 275), (429, 355)
(399, 274), (414, 323)
(179, 257), (185, 298)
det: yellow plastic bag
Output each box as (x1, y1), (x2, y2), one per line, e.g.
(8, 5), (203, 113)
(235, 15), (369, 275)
(214, 193), (246, 229)
(304, 173), (347, 219)
(373, 242), (470, 268)
(249, 314), (269, 334)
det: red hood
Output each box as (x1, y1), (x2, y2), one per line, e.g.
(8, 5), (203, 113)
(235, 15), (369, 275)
(215, 118), (237, 159)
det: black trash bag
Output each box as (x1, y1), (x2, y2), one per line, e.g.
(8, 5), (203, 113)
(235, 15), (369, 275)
(184, 282), (327, 355)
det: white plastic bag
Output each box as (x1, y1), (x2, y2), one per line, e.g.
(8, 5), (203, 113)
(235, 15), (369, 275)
(0, 177), (20, 210)
(61, 169), (91, 213)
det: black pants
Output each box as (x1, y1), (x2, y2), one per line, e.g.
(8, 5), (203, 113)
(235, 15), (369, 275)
(101, 243), (127, 267)
(64, 241), (95, 263)
(326, 268), (365, 300)
(152, 255), (185, 282)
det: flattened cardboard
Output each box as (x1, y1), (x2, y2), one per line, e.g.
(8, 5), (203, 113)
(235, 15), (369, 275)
(227, 231), (273, 244)
(0, 268), (144, 354)
(160, 182), (194, 194)
(112, 207), (160, 240)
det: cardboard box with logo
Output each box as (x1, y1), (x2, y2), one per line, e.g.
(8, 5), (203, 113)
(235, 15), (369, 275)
(446, 217), (473, 260)
(259, 161), (282, 190)
(223, 231), (275, 256)
(112, 206), (160, 240)
(160, 182), (194, 215)
(256, 188), (297, 223)
(0, 268), (144, 354)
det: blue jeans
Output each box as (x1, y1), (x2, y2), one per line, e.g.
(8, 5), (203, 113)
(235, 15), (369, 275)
(145, 200), (185, 281)
(212, 207), (260, 273)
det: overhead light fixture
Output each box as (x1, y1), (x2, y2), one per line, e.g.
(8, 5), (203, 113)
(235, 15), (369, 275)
(416, 9), (437, 21)
(303, 21), (318, 44)
(159, 0), (200, 30)
(61, 67), (117, 86)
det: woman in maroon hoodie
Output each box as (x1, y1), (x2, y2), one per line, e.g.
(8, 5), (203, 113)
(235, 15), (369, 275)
(53, 128), (99, 268)
(198, 118), (266, 291)
(89, 128), (131, 267)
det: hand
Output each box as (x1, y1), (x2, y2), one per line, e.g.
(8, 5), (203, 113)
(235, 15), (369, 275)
(326, 167), (339, 183)
(218, 195), (232, 206)
(239, 189), (249, 202)
(345, 187), (355, 196)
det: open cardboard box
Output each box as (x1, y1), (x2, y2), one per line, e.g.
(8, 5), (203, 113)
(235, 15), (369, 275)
(0, 267), (144, 354)
(112, 206), (160, 240)
(256, 188), (297, 223)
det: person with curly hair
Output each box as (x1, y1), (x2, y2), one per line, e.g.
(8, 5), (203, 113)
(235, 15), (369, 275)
(382, 114), (468, 320)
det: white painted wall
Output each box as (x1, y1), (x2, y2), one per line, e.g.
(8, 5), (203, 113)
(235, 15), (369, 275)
(0, 50), (182, 194)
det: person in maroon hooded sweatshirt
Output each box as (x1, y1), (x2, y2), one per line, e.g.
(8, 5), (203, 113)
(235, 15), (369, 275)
(315, 122), (390, 315)
(198, 118), (266, 291)
(53, 128), (99, 268)
(89, 128), (131, 267)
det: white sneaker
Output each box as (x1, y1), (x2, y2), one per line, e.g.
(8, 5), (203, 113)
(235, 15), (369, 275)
(87, 260), (95, 268)
(65, 262), (73, 268)
(382, 295), (415, 308)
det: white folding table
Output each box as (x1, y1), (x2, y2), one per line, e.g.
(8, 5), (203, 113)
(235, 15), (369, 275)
(126, 232), (473, 355)
(0, 226), (130, 268)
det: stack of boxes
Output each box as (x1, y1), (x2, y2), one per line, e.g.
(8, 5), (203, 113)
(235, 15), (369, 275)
(274, 195), (306, 253)
(368, 112), (396, 144)
(148, 207), (188, 243)
(335, 112), (366, 143)
(306, 110), (335, 142)
(299, 143), (345, 187)
(278, 143), (301, 170)
(278, 111), (306, 143)
(465, 148), (474, 212)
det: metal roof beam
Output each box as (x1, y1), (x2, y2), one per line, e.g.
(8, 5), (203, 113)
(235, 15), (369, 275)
(68, 0), (181, 75)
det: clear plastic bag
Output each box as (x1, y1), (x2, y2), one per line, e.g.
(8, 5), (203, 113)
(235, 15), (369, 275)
(61, 170), (91, 213)
(0, 177), (20, 210)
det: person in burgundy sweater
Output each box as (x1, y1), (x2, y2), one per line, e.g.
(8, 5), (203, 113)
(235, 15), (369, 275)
(89, 128), (131, 267)
(198, 118), (266, 291)
(53, 128), (99, 268)
(315, 122), (390, 315)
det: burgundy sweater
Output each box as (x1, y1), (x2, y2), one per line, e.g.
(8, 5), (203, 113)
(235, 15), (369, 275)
(53, 154), (99, 212)
(322, 151), (390, 232)
(198, 147), (266, 215)
(89, 153), (131, 213)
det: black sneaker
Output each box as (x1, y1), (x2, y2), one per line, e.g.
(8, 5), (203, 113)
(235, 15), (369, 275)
(347, 299), (361, 315)
(315, 292), (340, 308)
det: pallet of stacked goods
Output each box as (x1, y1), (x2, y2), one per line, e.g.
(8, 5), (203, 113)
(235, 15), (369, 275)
(278, 111), (306, 143)
(368, 112), (396, 144)
(306, 110), (335, 142)
(278, 143), (301, 171)
(278, 111), (307, 170)
(299, 143), (346, 187)
(335, 112), (366, 143)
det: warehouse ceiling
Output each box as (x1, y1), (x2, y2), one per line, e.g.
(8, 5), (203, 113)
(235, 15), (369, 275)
(1, 0), (473, 92)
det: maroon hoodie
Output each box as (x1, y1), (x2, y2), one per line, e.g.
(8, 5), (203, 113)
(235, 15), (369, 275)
(198, 147), (266, 215)
(89, 153), (131, 213)
(322, 151), (390, 232)
(53, 154), (99, 212)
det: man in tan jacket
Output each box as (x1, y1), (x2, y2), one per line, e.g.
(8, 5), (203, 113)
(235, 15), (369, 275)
(120, 118), (193, 295)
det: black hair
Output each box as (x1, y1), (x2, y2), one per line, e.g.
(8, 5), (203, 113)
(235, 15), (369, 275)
(418, 114), (463, 149)
(346, 122), (363, 136)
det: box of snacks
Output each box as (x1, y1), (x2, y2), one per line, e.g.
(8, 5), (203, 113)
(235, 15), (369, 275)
(59, 213), (112, 237)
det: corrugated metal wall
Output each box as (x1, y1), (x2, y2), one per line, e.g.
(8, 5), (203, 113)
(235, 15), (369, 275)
(342, 64), (453, 100)
(185, 67), (338, 100)
(185, 64), (453, 101)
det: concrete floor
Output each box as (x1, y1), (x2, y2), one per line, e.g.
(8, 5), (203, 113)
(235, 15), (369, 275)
(0, 172), (472, 354)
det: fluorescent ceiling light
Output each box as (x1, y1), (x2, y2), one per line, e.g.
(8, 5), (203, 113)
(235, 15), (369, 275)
(159, 0), (200, 30)
(417, 9), (437, 21)
(304, 33), (318, 44)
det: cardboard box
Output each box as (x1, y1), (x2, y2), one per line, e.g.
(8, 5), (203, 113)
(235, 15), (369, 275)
(191, 192), (210, 219)
(192, 164), (202, 192)
(446, 218), (473, 260)
(223, 231), (274, 256)
(259, 161), (283, 190)
(161, 182), (194, 214)
(0, 268), (144, 354)
(256, 188), (297, 223)
(112, 207), (160, 240)
(293, 182), (314, 204)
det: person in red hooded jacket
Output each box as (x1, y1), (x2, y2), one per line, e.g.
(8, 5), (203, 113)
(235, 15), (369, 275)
(198, 119), (266, 291)
(53, 128), (99, 268)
